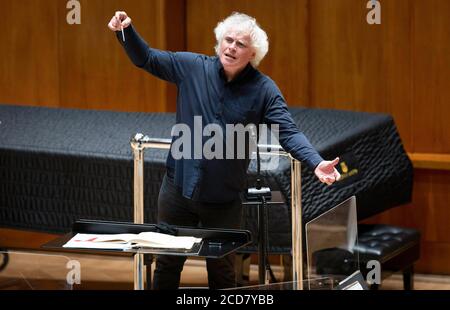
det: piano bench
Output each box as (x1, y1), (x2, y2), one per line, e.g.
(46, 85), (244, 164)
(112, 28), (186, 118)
(355, 224), (421, 290)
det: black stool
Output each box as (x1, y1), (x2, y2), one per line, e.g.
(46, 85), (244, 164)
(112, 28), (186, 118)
(355, 224), (421, 290)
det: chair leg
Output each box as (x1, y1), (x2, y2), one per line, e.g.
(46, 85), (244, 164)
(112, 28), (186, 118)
(403, 265), (414, 290)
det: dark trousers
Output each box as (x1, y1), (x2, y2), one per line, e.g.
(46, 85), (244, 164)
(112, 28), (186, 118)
(153, 174), (243, 290)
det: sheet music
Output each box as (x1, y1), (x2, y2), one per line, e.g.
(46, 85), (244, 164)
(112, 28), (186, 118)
(62, 232), (202, 251)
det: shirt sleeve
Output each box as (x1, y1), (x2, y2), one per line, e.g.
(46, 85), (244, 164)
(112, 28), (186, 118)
(115, 24), (196, 84)
(263, 81), (324, 170)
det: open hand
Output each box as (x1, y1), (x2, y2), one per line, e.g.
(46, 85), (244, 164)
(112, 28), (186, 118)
(314, 157), (341, 185)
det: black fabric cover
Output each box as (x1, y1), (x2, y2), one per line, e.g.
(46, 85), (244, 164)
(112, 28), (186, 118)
(0, 104), (413, 253)
(243, 108), (414, 252)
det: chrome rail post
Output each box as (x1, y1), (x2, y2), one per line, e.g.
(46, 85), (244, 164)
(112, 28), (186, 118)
(290, 156), (303, 290)
(257, 145), (303, 290)
(130, 137), (145, 290)
(130, 138), (303, 290)
(130, 134), (171, 290)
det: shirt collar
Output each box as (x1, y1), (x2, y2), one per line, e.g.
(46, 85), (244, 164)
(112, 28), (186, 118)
(215, 57), (255, 84)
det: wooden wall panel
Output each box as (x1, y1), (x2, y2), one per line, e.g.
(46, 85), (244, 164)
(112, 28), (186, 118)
(58, 0), (179, 112)
(2, 0), (450, 274)
(363, 169), (450, 274)
(309, 0), (413, 149)
(186, 0), (310, 106)
(362, 168), (450, 274)
(0, 0), (60, 107)
(163, 0), (186, 112)
(308, 0), (450, 274)
(0, 0), (184, 112)
(186, 0), (450, 275)
(412, 0), (450, 153)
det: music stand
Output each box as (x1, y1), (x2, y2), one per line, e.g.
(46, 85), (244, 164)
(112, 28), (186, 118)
(128, 134), (254, 289)
(130, 135), (304, 289)
(43, 134), (252, 290)
(253, 144), (303, 289)
(43, 219), (252, 289)
(127, 134), (303, 289)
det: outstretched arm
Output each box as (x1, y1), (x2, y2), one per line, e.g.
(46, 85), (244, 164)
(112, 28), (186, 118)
(263, 83), (340, 185)
(107, 11), (194, 84)
(314, 157), (341, 185)
(108, 11), (150, 67)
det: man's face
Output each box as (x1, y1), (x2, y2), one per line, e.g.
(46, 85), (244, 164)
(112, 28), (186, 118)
(219, 30), (256, 74)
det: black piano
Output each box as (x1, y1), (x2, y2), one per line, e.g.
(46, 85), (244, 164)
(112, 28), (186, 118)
(0, 104), (413, 254)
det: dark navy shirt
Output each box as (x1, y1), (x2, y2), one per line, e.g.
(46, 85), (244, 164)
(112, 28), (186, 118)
(117, 25), (323, 203)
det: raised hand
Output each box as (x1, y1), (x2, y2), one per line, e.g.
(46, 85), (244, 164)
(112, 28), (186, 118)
(107, 11), (132, 31)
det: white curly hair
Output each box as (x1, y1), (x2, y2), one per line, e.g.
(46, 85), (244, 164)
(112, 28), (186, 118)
(214, 12), (269, 67)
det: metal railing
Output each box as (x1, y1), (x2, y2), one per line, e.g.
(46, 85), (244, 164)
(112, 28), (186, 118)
(130, 134), (303, 290)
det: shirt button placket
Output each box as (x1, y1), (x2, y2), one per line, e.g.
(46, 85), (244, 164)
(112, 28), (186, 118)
(216, 95), (224, 119)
